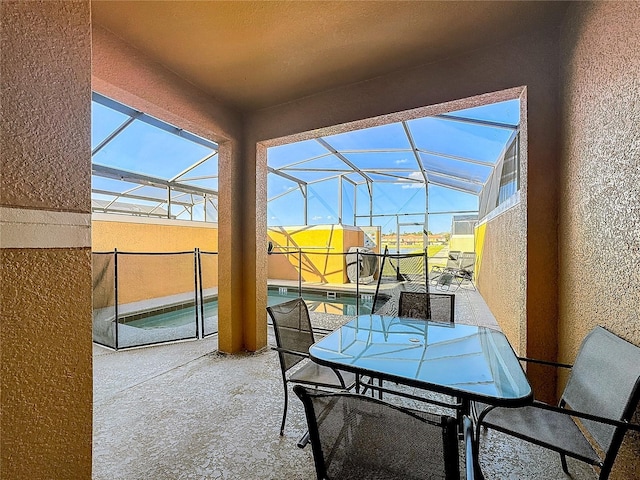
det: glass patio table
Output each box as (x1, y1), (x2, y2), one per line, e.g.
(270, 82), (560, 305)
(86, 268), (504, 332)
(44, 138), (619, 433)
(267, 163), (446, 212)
(309, 315), (532, 406)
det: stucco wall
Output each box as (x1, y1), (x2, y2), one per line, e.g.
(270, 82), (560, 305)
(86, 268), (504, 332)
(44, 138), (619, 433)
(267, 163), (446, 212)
(559, 3), (640, 478)
(247, 27), (561, 399)
(92, 214), (218, 252)
(0, 1), (92, 478)
(267, 225), (364, 283)
(476, 206), (527, 355)
(449, 235), (475, 255)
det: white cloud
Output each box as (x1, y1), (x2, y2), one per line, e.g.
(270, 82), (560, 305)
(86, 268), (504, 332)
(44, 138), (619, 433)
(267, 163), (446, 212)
(395, 158), (409, 165)
(401, 172), (426, 189)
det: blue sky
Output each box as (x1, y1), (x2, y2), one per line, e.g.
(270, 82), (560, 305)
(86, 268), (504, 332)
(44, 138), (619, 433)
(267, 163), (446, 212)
(91, 96), (519, 232)
(266, 99), (519, 233)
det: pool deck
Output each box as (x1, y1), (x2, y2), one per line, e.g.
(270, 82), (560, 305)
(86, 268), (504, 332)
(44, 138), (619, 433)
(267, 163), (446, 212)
(92, 287), (598, 479)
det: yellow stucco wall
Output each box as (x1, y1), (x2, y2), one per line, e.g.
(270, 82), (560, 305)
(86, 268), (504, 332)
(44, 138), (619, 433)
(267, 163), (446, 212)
(92, 215), (218, 305)
(449, 234), (475, 254)
(1, 2), (93, 478)
(475, 203), (527, 357)
(92, 214), (218, 252)
(267, 225), (364, 283)
(474, 224), (486, 288)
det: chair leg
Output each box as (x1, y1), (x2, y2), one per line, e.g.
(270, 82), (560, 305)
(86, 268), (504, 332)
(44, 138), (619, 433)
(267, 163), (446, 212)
(296, 431), (310, 449)
(458, 397), (469, 433)
(560, 453), (569, 474)
(280, 382), (288, 436)
(474, 422), (486, 480)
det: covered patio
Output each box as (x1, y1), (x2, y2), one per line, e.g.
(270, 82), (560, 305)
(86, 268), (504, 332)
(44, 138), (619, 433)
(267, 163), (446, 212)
(2, 2), (639, 479)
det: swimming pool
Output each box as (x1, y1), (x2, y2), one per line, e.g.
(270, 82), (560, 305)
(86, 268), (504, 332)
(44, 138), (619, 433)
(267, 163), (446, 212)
(121, 287), (373, 330)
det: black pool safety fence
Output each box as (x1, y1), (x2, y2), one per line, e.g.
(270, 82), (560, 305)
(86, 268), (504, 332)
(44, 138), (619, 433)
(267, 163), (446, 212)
(92, 249), (218, 350)
(92, 247), (434, 350)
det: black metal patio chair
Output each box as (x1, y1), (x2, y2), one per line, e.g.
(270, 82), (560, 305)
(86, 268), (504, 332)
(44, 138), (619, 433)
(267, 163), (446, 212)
(294, 386), (476, 480)
(430, 251), (475, 291)
(474, 326), (640, 480)
(267, 297), (356, 437)
(370, 252), (462, 416)
(398, 291), (455, 324)
(451, 251), (476, 291)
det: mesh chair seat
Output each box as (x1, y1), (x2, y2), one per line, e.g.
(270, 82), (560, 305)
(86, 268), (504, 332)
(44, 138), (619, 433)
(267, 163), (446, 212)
(289, 361), (356, 388)
(295, 386), (462, 480)
(480, 405), (601, 464)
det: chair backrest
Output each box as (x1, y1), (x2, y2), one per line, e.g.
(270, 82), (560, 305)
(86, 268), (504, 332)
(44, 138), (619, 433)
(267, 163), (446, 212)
(267, 297), (314, 372)
(561, 326), (640, 455)
(458, 252), (475, 272)
(446, 251), (461, 269)
(294, 386), (460, 480)
(399, 291), (455, 324)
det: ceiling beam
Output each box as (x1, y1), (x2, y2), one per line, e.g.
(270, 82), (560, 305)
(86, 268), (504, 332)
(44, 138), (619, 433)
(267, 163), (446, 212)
(268, 166), (307, 185)
(92, 163), (218, 197)
(402, 121), (428, 184)
(170, 151), (217, 182)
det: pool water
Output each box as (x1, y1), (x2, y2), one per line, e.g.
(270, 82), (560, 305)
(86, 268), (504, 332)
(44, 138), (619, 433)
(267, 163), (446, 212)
(122, 289), (373, 330)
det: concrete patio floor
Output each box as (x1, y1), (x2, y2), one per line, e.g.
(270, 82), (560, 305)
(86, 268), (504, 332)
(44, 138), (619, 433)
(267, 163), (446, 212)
(93, 288), (598, 480)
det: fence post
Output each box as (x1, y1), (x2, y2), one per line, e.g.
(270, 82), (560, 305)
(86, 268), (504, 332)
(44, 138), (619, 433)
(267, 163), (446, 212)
(298, 248), (302, 296)
(356, 250), (360, 315)
(197, 248), (205, 338)
(114, 248), (119, 351)
(424, 247), (428, 286)
(194, 249), (200, 339)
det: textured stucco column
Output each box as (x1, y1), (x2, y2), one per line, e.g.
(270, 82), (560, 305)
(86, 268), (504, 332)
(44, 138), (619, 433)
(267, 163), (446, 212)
(217, 139), (263, 353)
(559, 3), (640, 478)
(0, 1), (93, 478)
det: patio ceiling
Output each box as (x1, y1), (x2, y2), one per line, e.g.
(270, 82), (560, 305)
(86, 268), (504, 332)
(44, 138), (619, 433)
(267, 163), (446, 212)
(91, 1), (570, 112)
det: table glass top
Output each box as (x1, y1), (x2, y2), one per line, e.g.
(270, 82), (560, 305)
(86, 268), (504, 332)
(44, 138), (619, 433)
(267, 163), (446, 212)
(309, 315), (532, 404)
